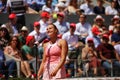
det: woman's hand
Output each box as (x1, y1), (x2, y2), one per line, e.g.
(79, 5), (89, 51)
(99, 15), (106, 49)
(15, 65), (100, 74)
(50, 69), (58, 77)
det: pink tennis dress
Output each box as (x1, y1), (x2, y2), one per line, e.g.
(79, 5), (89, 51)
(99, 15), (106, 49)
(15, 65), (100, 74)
(43, 40), (66, 80)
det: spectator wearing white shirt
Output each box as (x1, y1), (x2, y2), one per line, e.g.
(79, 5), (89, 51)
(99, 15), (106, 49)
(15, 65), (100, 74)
(79, 0), (94, 15)
(62, 23), (80, 77)
(39, 11), (50, 33)
(54, 12), (70, 35)
(75, 14), (92, 44)
(105, 0), (118, 15)
(42, 0), (54, 13)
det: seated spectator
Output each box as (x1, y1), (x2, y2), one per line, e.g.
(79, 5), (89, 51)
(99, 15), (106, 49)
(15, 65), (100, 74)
(105, 0), (118, 15)
(4, 13), (22, 36)
(4, 36), (21, 78)
(82, 38), (100, 76)
(36, 0), (46, 11)
(65, 0), (80, 15)
(62, 23), (81, 77)
(97, 34), (120, 76)
(86, 27), (101, 48)
(54, 12), (70, 35)
(92, 15), (108, 36)
(93, 0), (105, 14)
(79, 0), (94, 15)
(18, 26), (29, 48)
(42, 0), (54, 13)
(39, 11), (50, 33)
(54, 2), (66, 13)
(0, 26), (11, 51)
(21, 36), (39, 76)
(75, 14), (92, 44)
(0, 0), (7, 13)
(111, 24), (120, 46)
(109, 15), (120, 35)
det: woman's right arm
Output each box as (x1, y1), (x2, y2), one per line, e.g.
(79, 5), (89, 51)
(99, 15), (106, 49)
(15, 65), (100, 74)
(37, 43), (47, 79)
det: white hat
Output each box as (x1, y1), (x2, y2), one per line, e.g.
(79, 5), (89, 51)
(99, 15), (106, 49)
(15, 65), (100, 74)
(56, 2), (66, 7)
(111, 15), (120, 21)
(1, 24), (6, 28)
(21, 26), (28, 31)
(94, 15), (105, 22)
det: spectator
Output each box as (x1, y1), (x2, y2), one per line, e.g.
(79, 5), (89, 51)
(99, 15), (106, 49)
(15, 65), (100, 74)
(42, 0), (54, 13)
(54, 2), (66, 13)
(97, 34), (120, 76)
(39, 11), (50, 33)
(105, 0), (118, 15)
(65, 0), (80, 15)
(21, 36), (38, 76)
(75, 14), (92, 44)
(6, 0), (28, 26)
(93, 0), (105, 14)
(18, 26), (28, 48)
(4, 36), (21, 78)
(86, 27), (101, 48)
(62, 23), (80, 77)
(109, 15), (120, 35)
(54, 12), (70, 35)
(79, 0), (94, 15)
(4, 13), (22, 36)
(0, 0), (7, 13)
(0, 26), (11, 51)
(111, 24), (120, 46)
(92, 15), (108, 35)
(82, 38), (100, 76)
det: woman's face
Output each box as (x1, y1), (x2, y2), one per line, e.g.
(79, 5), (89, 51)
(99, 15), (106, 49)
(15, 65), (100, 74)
(46, 24), (57, 37)
(11, 37), (18, 47)
(0, 28), (7, 37)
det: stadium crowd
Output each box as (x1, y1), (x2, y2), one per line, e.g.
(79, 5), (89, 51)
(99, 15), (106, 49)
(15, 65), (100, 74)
(0, 0), (120, 79)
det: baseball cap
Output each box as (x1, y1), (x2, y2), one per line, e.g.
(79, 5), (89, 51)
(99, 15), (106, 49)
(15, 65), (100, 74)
(57, 12), (65, 18)
(102, 34), (109, 39)
(111, 15), (120, 21)
(40, 11), (50, 18)
(91, 27), (100, 35)
(34, 21), (40, 27)
(9, 13), (16, 19)
(26, 36), (34, 45)
(87, 38), (94, 43)
(70, 23), (76, 29)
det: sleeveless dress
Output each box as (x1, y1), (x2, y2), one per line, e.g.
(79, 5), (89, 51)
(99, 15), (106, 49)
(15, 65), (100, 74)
(43, 40), (66, 80)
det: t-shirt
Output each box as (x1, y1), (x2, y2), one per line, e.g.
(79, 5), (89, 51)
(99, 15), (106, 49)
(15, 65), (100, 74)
(97, 43), (115, 59)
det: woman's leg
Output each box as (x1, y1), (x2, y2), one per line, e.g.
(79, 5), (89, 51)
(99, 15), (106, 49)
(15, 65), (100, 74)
(21, 61), (28, 77)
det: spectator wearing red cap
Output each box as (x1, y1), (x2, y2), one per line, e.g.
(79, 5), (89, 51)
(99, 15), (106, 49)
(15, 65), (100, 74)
(39, 11), (50, 33)
(54, 12), (70, 35)
(75, 14), (92, 44)
(85, 26), (101, 48)
(6, 0), (28, 26)
(4, 13), (22, 36)
(21, 35), (38, 77)
(62, 23), (81, 77)
(97, 33), (120, 76)
(81, 37), (100, 76)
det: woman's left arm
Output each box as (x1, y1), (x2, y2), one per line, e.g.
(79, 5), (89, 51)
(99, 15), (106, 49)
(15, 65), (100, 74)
(50, 39), (68, 77)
